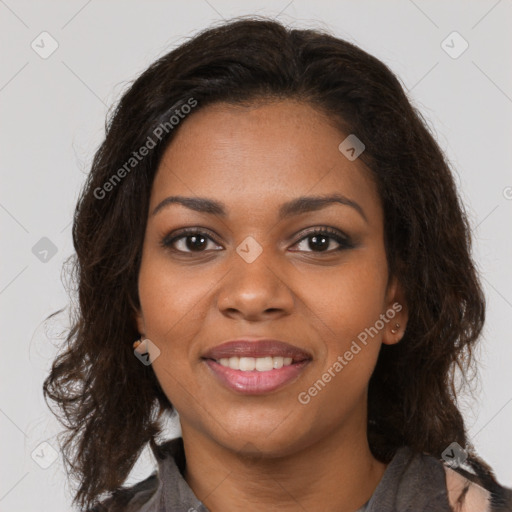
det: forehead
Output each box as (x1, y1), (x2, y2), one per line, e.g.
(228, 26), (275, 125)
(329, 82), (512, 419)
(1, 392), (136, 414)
(151, 100), (381, 223)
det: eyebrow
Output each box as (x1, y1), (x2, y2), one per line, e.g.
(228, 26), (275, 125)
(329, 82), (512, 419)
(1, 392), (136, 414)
(152, 193), (368, 223)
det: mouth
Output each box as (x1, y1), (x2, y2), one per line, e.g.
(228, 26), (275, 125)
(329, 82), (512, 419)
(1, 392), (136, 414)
(201, 338), (312, 394)
(211, 355), (304, 371)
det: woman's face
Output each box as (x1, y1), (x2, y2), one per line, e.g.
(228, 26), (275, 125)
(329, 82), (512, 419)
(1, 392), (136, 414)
(136, 100), (406, 456)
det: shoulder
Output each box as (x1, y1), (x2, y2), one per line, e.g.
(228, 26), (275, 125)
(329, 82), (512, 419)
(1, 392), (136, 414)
(444, 465), (512, 512)
(378, 446), (512, 512)
(84, 437), (185, 512)
(444, 466), (491, 512)
(85, 472), (159, 512)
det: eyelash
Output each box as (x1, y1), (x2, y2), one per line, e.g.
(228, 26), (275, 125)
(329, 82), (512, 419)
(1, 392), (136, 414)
(160, 226), (355, 255)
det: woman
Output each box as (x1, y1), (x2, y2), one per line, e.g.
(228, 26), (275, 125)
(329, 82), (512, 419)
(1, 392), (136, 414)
(43, 17), (512, 511)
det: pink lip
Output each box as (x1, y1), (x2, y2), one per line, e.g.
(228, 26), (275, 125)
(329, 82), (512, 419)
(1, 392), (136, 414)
(204, 359), (310, 394)
(202, 339), (312, 362)
(201, 338), (312, 395)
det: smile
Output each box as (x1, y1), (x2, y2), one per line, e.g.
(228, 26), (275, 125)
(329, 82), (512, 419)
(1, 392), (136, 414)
(217, 355), (294, 371)
(203, 358), (310, 394)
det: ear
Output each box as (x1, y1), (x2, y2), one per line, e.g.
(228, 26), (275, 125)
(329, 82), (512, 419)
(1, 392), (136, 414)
(134, 307), (146, 337)
(381, 275), (408, 346)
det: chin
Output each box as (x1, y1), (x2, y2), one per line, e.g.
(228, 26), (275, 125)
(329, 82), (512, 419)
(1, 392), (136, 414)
(213, 422), (311, 459)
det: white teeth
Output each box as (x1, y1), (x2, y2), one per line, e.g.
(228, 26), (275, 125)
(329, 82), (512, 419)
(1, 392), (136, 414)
(272, 356), (284, 369)
(255, 356), (273, 371)
(217, 356), (296, 371)
(239, 357), (255, 371)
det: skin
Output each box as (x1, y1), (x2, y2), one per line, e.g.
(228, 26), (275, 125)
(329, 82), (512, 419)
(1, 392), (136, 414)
(135, 99), (408, 512)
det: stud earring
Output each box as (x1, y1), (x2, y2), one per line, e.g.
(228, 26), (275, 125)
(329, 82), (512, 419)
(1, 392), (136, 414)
(390, 323), (400, 334)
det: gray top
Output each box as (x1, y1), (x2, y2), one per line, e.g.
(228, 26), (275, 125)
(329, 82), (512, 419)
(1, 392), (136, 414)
(93, 436), (460, 511)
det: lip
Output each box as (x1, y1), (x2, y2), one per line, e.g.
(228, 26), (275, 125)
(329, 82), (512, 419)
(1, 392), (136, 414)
(201, 338), (312, 395)
(204, 359), (310, 394)
(202, 338), (312, 362)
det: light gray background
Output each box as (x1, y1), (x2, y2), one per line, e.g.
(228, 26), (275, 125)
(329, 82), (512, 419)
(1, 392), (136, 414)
(1, 1), (511, 510)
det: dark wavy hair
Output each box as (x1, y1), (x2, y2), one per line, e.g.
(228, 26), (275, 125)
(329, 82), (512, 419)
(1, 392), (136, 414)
(43, 17), (504, 510)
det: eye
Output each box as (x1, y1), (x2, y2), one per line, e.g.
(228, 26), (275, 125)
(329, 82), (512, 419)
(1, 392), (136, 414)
(160, 226), (354, 255)
(160, 228), (223, 253)
(292, 227), (354, 253)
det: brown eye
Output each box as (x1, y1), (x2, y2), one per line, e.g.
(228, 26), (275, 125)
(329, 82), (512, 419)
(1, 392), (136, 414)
(161, 229), (223, 253)
(179, 233), (209, 252)
(304, 234), (332, 252)
(292, 228), (354, 253)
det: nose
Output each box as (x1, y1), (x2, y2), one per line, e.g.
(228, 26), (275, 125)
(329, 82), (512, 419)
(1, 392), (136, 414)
(216, 247), (294, 322)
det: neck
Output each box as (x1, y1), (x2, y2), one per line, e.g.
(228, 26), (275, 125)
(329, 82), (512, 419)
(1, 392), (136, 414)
(181, 418), (386, 512)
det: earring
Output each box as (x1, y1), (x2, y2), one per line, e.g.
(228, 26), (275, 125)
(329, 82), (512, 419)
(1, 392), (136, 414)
(133, 338), (143, 349)
(390, 323), (400, 334)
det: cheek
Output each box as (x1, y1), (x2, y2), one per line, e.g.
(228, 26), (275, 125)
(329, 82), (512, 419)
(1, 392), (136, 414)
(137, 256), (213, 410)
(302, 255), (389, 399)
(137, 252), (213, 343)
(305, 256), (388, 338)
(298, 266), (387, 420)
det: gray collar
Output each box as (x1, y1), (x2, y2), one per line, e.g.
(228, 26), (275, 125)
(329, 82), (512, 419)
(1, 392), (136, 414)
(132, 438), (452, 512)
(138, 437), (208, 512)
